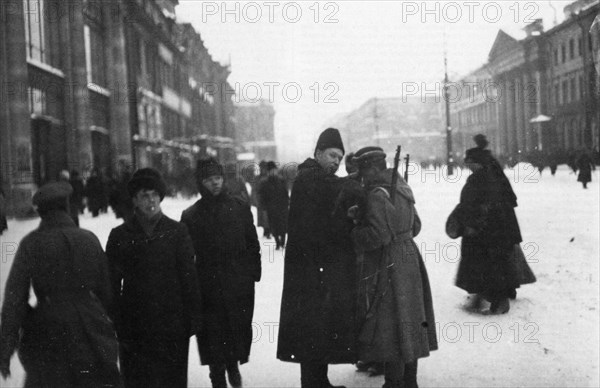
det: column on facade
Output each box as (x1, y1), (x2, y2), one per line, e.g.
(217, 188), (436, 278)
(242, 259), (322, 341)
(505, 76), (516, 156)
(514, 71), (525, 154)
(522, 71), (532, 152)
(104, 0), (133, 170)
(1, 0), (33, 216)
(60, 1), (92, 172)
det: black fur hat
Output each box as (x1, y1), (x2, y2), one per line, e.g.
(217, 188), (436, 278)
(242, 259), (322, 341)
(127, 168), (166, 200)
(315, 127), (345, 155)
(196, 157), (223, 182)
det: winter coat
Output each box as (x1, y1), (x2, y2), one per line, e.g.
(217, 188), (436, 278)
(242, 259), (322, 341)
(277, 158), (358, 364)
(181, 189), (261, 365)
(0, 211), (121, 388)
(254, 175), (270, 229)
(106, 213), (201, 387)
(453, 165), (534, 295)
(259, 174), (290, 235)
(351, 169), (437, 364)
(577, 153), (594, 184)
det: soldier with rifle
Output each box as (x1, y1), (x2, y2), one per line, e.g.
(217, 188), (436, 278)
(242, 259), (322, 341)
(349, 146), (437, 388)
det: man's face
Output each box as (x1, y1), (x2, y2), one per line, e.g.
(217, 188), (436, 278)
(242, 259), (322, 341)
(202, 175), (224, 196)
(359, 165), (380, 186)
(315, 148), (344, 175)
(132, 189), (161, 218)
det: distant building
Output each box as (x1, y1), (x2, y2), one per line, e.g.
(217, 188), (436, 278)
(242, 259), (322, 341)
(234, 100), (277, 162)
(330, 97), (445, 163)
(451, 0), (600, 162)
(0, 0), (236, 216)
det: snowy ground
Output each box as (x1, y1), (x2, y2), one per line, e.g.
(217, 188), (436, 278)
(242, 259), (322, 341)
(1, 164), (598, 388)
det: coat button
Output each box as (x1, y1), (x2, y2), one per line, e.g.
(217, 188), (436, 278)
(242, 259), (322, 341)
(319, 268), (323, 272)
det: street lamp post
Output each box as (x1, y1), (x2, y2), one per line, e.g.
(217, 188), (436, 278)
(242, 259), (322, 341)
(444, 52), (454, 175)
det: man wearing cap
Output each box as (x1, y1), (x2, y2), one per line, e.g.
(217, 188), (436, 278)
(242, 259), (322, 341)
(0, 181), (121, 387)
(106, 168), (201, 388)
(277, 127), (357, 388)
(181, 158), (261, 388)
(350, 146), (437, 388)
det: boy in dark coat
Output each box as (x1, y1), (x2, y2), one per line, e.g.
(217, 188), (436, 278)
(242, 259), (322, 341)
(181, 158), (261, 388)
(0, 182), (121, 387)
(350, 147), (437, 388)
(106, 168), (202, 388)
(277, 128), (357, 388)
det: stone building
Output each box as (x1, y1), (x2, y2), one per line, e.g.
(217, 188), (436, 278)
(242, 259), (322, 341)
(234, 100), (277, 162)
(329, 97), (445, 164)
(1, 0), (235, 216)
(451, 0), (600, 162)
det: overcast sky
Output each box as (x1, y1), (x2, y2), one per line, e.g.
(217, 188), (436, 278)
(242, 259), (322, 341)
(176, 1), (571, 162)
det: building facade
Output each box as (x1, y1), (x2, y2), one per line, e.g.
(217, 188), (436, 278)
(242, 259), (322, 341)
(451, 0), (600, 163)
(330, 97), (445, 164)
(234, 100), (277, 162)
(1, 0), (236, 216)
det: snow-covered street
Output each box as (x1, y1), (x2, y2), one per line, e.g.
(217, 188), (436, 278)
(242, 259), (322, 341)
(1, 165), (598, 388)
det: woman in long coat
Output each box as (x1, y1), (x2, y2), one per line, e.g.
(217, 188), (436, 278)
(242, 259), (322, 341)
(0, 182), (121, 387)
(453, 145), (535, 313)
(350, 148), (437, 388)
(181, 158), (261, 388)
(106, 168), (201, 388)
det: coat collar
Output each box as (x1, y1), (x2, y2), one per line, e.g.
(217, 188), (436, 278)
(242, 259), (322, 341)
(38, 210), (76, 230)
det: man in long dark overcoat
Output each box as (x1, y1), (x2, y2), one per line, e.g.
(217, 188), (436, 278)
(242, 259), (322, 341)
(106, 168), (202, 388)
(181, 158), (261, 388)
(350, 147), (437, 388)
(277, 127), (357, 388)
(0, 182), (121, 387)
(259, 161), (290, 250)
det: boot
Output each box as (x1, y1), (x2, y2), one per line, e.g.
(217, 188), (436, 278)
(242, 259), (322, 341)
(368, 362), (384, 376)
(226, 362), (242, 388)
(489, 298), (510, 314)
(209, 364), (227, 388)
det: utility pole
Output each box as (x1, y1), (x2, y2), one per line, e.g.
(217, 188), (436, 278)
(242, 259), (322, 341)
(444, 37), (454, 175)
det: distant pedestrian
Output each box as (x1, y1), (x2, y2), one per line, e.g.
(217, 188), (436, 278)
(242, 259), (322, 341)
(259, 161), (289, 250)
(350, 146), (437, 388)
(70, 170), (86, 214)
(0, 181), (121, 387)
(223, 163), (250, 203)
(277, 127), (357, 388)
(108, 161), (134, 222)
(106, 168), (202, 388)
(181, 158), (261, 388)
(449, 136), (535, 314)
(58, 170), (80, 226)
(576, 150), (594, 189)
(256, 161), (271, 238)
(86, 167), (107, 217)
(0, 186), (7, 235)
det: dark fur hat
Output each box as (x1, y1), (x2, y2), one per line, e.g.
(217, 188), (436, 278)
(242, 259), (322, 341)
(196, 157), (223, 182)
(127, 168), (166, 200)
(352, 146), (387, 169)
(315, 127), (345, 155)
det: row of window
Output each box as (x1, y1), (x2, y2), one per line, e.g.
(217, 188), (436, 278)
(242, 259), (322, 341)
(552, 32), (598, 66)
(553, 73), (585, 107)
